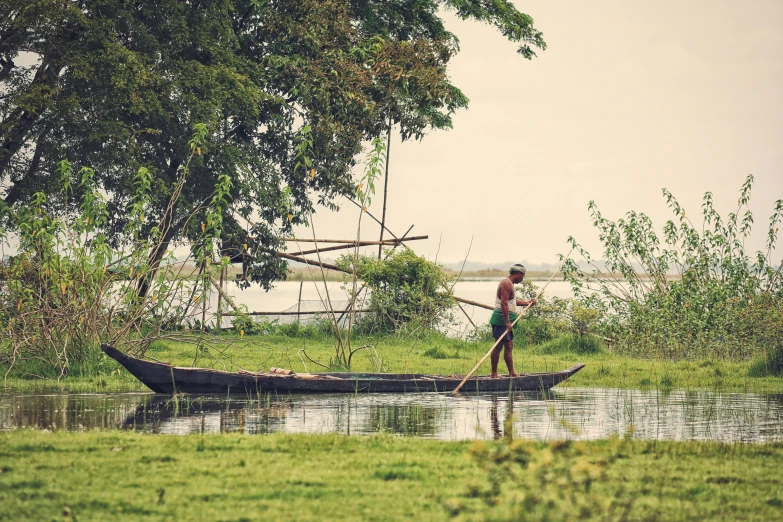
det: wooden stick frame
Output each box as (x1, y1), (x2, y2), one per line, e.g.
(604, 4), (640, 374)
(286, 236), (427, 257)
(281, 236), (426, 244)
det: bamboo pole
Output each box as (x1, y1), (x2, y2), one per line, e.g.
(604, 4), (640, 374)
(282, 236), (424, 244)
(286, 236), (427, 256)
(378, 119), (392, 259)
(217, 265), (225, 328)
(226, 309), (370, 316)
(453, 296), (494, 311)
(456, 302), (477, 329)
(296, 280), (303, 323)
(347, 199), (399, 241)
(452, 250), (573, 393)
(209, 276), (239, 312)
(277, 252), (342, 271)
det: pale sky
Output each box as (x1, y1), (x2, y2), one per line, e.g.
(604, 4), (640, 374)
(296, 0), (783, 266)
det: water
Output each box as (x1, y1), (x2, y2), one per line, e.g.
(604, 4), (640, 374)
(211, 279), (576, 331)
(3, 388), (782, 443)
(224, 280), (575, 313)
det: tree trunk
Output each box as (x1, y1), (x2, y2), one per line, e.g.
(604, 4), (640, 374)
(0, 59), (62, 183)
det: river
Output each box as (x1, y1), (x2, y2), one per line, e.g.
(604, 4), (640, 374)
(204, 279), (576, 332)
(2, 388), (782, 443)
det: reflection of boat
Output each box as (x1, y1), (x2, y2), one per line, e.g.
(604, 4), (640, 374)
(102, 344), (585, 395)
(119, 395), (291, 434)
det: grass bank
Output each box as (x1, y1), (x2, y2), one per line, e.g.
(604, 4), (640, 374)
(3, 332), (783, 394)
(1, 431), (782, 521)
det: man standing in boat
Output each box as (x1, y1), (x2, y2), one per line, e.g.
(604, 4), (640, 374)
(489, 264), (536, 378)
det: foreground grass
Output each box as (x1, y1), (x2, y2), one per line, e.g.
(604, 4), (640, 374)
(3, 331), (783, 394)
(1, 431), (782, 521)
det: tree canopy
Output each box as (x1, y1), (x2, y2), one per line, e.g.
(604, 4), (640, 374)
(0, 0), (545, 288)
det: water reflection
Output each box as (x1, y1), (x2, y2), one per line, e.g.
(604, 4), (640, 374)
(2, 388), (782, 443)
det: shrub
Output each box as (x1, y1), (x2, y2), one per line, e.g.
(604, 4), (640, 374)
(536, 334), (602, 355)
(513, 280), (602, 344)
(275, 318), (334, 339)
(514, 317), (554, 346)
(564, 175), (783, 359)
(749, 341), (783, 377)
(0, 127), (231, 378)
(337, 249), (455, 334)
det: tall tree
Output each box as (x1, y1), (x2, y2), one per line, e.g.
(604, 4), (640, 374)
(0, 0), (545, 288)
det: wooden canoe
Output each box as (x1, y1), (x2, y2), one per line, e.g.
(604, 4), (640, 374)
(101, 344), (584, 394)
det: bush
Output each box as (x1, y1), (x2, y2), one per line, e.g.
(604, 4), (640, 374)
(564, 175), (783, 359)
(514, 317), (554, 346)
(749, 341), (783, 377)
(337, 249), (455, 334)
(275, 318), (334, 339)
(536, 334), (602, 355)
(0, 128), (230, 377)
(512, 280), (602, 345)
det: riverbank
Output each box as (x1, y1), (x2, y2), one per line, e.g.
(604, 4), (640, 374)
(3, 333), (782, 394)
(1, 431), (781, 521)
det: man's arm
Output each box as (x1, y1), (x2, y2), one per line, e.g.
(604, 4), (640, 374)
(516, 298), (537, 307)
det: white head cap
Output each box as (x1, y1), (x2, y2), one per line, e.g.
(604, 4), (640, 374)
(510, 263), (527, 275)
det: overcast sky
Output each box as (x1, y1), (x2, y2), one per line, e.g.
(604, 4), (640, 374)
(295, 0), (783, 267)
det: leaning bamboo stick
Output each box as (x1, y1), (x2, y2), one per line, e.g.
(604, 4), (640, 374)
(276, 252), (343, 271)
(226, 309), (369, 316)
(282, 236), (426, 244)
(208, 276), (239, 312)
(287, 236), (426, 257)
(452, 250), (573, 393)
(453, 296), (494, 311)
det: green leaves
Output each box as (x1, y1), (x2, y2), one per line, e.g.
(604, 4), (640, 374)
(565, 176), (783, 359)
(337, 249), (455, 334)
(355, 136), (386, 208)
(2, 0), (545, 290)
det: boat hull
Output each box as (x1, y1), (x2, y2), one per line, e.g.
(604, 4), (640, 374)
(102, 344), (584, 394)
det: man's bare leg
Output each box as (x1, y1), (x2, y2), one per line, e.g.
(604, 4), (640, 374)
(504, 341), (519, 377)
(490, 342), (506, 378)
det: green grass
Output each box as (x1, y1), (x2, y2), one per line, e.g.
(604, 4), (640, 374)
(1, 431), (782, 521)
(3, 332), (783, 393)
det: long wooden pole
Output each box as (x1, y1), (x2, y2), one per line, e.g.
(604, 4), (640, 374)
(453, 296), (494, 310)
(277, 252), (342, 271)
(286, 236), (427, 256)
(217, 265), (225, 328)
(452, 250), (573, 393)
(296, 280), (303, 323)
(282, 237), (426, 244)
(209, 276), (239, 312)
(227, 309), (370, 316)
(346, 199), (399, 241)
(378, 119), (392, 259)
